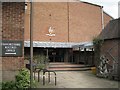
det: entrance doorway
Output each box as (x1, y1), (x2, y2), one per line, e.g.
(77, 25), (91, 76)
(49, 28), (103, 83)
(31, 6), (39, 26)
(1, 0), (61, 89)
(24, 47), (72, 63)
(49, 49), (64, 62)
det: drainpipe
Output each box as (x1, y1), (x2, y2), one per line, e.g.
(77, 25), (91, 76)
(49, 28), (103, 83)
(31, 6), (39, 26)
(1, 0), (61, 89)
(101, 6), (104, 30)
(119, 1), (120, 18)
(67, 1), (70, 42)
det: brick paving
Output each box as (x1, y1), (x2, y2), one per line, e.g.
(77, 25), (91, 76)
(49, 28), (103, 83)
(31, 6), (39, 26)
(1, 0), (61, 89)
(35, 71), (119, 88)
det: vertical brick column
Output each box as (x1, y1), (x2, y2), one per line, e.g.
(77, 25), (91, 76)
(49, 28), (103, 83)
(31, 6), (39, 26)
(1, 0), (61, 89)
(2, 2), (25, 81)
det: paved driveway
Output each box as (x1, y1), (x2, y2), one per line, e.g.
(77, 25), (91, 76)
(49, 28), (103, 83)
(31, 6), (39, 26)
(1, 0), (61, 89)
(36, 71), (119, 88)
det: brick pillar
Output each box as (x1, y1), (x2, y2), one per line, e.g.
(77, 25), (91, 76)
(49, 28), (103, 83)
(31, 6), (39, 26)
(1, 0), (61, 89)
(1, 2), (25, 81)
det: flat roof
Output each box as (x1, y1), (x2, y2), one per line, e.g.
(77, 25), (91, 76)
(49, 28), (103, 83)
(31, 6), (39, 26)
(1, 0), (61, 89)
(24, 41), (93, 48)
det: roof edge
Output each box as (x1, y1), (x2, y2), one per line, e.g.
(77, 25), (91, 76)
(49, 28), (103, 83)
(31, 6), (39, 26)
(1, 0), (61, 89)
(80, 1), (114, 20)
(103, 11), (114, 19)
(80, 1), (101, 8)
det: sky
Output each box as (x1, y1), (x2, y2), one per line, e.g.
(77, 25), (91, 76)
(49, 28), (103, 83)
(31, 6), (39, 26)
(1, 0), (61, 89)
(80, 0), (119, 19)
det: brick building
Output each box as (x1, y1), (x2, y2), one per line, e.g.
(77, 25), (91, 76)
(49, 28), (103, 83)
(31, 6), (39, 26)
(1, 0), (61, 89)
(1, 2), (25, 81)
(99, 18), (120, 80)
(24, 1), (113, 64)
(0, 1), (114, 81)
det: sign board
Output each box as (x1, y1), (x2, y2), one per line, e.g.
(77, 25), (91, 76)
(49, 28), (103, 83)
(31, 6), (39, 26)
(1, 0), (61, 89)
(0, 40), (23, 57)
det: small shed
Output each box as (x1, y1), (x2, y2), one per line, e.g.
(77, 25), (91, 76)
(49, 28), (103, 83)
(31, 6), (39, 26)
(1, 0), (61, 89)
(99, 18), (120, 80)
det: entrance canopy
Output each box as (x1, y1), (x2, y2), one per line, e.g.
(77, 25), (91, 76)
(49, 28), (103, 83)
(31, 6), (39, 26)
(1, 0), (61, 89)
(24, 41), (93, 48)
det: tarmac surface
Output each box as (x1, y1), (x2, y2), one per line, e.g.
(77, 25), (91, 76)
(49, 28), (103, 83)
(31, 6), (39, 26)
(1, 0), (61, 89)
(35, 71), (119, 88)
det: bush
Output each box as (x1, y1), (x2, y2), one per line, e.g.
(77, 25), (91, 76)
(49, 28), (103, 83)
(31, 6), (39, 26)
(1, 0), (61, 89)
(1, 68), (34, 90)
(93, 37), (104, 48)
(33, 54), (48, 69)
(2, 81), (16, 90)
(15, 68), (30, 88)
(93, 36), (104, 75)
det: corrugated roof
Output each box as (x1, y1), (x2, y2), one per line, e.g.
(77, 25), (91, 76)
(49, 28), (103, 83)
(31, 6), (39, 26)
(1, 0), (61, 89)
(99, 18), (119, 40)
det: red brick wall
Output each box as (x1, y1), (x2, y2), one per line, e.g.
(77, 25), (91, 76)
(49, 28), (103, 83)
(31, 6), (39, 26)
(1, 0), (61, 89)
(2, 3), (24, 41)
(103, 12), (113, 28)
(101, 39), (119, 65)
(2, 2), (25, 81)
(69, 2), (102, 42)
(100, 39), (119, 77)
(24, 2), (112, 43)
(25, 2), (68, 42)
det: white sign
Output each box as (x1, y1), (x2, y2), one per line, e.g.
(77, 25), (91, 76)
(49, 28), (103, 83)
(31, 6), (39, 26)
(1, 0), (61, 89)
(46, 27), (55, 36)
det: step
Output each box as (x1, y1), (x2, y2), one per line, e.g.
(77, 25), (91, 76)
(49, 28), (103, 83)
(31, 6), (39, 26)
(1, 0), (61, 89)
(48, 62), (93, 71)
(49, 62), (68, 65)
(48, 67), (91, 71)
(49, 63), (93, 68)
(49, 65), (92, 68)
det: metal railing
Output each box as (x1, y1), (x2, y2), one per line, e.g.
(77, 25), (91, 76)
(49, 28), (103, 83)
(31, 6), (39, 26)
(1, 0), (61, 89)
(33, 67), (57, 86)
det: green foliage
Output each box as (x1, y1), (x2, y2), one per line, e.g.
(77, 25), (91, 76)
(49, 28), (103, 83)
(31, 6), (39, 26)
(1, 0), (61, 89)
(33, 54), (48, 69)
(24, 55), (30, 60)
(2, 81), (16, 90)
(15, 68), (30, 88)
(93, 37), (104, 47)
(33, 54), (46, 64)
(24, 53), (48, 69)
(1, 68), (35, 90)
(93, 37), (104, 75)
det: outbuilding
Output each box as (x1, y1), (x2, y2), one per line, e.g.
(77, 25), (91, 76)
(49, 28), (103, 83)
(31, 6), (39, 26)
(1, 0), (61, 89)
(99, 18), (120, 80)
